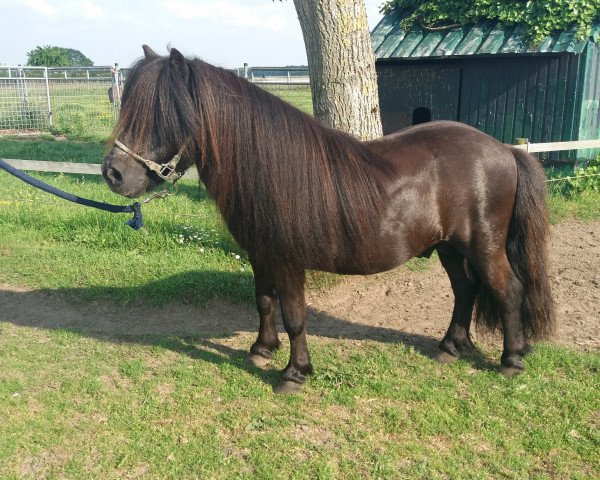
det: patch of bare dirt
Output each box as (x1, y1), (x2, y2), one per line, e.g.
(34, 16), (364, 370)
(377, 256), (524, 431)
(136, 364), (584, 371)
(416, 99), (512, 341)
(0, 130), (66, 140)
(307, 219), (600, 352)
(0, 219), (598, 353)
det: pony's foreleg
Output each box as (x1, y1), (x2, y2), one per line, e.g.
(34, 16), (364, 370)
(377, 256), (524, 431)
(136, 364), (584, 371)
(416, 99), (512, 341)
(248, 265), (282, 368)
(274, 268), (313, 394)
(436, 246), (479, 363)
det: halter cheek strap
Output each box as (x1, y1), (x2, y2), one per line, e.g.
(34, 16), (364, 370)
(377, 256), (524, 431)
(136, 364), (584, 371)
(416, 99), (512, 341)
(114, 139), (186, 182)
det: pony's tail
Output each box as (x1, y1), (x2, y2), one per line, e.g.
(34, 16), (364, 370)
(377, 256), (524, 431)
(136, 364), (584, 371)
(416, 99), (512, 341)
(476, 148), (555, 339)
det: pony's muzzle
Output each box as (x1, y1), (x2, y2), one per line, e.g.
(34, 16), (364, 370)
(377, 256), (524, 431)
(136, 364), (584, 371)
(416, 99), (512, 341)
(101, 152), (153, 198)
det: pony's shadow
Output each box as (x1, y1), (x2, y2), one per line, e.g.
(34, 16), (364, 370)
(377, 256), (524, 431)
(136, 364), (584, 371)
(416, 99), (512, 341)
(0, 270), (499, 386)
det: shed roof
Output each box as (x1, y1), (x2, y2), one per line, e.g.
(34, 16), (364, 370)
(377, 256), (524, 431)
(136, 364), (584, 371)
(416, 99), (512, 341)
(372, 11), (600, 60)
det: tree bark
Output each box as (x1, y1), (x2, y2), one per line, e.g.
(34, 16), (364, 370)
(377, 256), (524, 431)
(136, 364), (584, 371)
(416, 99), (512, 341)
(293, 0), (383, 140)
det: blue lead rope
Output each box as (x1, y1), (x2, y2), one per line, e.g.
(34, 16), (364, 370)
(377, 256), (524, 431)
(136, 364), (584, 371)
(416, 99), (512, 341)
(0, 158), (144, 230)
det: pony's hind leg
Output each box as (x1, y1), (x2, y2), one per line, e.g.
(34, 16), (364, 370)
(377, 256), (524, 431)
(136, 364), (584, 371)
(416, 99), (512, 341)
(477, 252), (528, 376)
(436, 245), (480, 363)
(248, 264), (282, 368)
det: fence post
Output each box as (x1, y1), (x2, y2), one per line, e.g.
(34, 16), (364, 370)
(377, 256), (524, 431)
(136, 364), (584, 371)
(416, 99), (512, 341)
(44, 67), (52, 128)
(17, 65), (27, 109)
(287, 70), (291, 84)
(111, 63), (121, 118)
(515, 137), (530, 152)
(243, 63), (249, 79)
(115, 64), (122, 105)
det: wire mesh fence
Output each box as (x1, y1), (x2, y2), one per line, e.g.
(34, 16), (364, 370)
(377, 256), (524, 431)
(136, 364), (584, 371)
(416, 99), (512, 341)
(0, 66), (124, 138)
(47, 67), (121, 138)
(0, 67), (51, 131)
(0, 65), (312, 137)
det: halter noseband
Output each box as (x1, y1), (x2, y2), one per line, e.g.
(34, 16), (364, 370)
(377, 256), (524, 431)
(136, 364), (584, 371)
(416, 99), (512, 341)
(114, 139), (186, 182)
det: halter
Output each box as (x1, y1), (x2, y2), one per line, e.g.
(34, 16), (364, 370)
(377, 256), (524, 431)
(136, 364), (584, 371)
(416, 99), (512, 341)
(114, 139), (186, 182)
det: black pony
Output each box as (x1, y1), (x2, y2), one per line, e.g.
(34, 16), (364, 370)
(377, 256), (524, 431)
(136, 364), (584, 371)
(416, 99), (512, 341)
(102, 46), (554, 393)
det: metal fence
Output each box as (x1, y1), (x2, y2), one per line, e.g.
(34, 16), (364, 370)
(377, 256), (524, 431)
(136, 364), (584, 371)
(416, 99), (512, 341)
(0, 65), (312, 136)
(0, 66), (125, 137)
(238, 66), (312, 115)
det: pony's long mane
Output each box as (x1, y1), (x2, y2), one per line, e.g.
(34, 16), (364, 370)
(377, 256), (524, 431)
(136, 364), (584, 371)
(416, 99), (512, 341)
(113, 51), (391, 269)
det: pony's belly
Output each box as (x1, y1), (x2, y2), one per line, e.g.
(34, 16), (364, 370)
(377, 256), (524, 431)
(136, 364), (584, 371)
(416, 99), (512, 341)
(313, 240), (417, 276)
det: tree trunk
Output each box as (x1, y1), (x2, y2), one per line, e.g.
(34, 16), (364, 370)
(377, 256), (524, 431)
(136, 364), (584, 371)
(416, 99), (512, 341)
(293, 0), (383, 140)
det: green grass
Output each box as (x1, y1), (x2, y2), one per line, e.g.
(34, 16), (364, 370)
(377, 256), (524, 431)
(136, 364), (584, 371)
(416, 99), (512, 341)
(548, 190), (600, 223)
(0, 135), (106, 163)
(1, 131), (256, 304)
(0, 172), (253, 305)
(547, 158), (600, 223)
(259, 84), (313, 114)
(0, 327), (598, 479)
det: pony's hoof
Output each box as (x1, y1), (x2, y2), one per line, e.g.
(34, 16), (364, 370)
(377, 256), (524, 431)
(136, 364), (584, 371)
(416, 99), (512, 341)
(500, 354), (524, 377)
(273, 380), (303, 395)
(247, 354), (271, 369)
(435, 351), (459, 364)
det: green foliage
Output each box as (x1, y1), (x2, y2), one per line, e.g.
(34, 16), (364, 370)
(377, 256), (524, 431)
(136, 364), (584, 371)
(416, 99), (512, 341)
(547, 156), (600, 197)
(26, 45), (94, 67)
(382, 0), (600, 44)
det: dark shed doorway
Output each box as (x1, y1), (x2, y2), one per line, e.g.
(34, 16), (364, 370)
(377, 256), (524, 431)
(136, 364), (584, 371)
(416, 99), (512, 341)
(376, 63), (461, 134)
(412, 107), (432, 125)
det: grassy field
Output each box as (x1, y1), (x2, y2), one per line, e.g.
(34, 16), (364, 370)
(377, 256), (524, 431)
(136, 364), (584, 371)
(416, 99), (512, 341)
(0, 135), (105, 163)
(0, 137), (599, 478)
(1, 327), (598, 479)
(0, 171), (253, 305)
(259, 84), (313, 115)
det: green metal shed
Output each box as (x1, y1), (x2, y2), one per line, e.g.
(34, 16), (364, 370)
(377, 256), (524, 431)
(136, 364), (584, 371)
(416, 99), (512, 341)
(371, 12), (600, 163)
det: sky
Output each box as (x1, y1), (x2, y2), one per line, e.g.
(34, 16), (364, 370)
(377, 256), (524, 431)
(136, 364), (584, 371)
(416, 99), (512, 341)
(0, 0), (385, 69)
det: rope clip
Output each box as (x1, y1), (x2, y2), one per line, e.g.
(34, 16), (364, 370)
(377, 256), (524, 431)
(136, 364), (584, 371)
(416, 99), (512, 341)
(142, 188), (173, 204)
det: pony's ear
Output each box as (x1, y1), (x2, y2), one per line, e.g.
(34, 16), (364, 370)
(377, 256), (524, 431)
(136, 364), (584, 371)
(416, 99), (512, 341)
(142, 45), (158, 59)
(169, 47), (188, 82)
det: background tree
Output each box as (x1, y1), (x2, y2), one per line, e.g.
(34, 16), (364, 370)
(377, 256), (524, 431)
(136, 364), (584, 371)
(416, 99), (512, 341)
(63, 48), (94, 67)
(293, 0), (383, 140)
(26, 46), (94, 67)
(382, 0), (600, 44)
